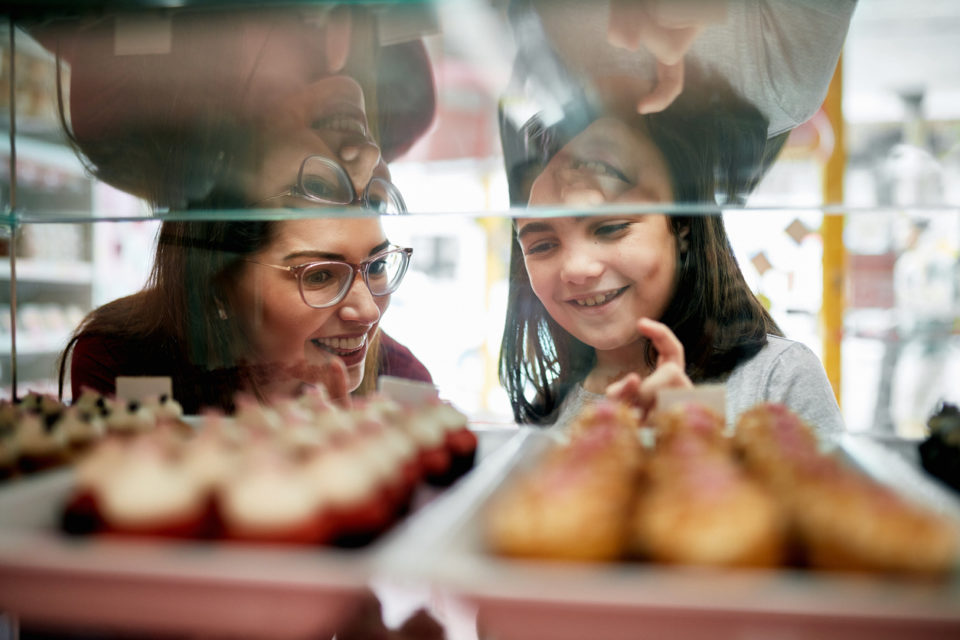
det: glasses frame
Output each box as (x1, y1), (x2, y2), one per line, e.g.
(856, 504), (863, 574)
(246, 246), (413, 309)
(263, 154), (407, 214)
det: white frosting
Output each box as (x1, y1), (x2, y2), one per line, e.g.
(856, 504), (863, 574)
(147, 395), (184, 422)
(60, 407), (106, 447)
(16, 412), (67, 457)
(219, 461), (320, 530)
(305, 448), (379, 505)
(97, 445), (204, 527)
(405, 413), (445, 448)
(181, 438), (238, 490)
(105, 402), (156, 434)
(351, 436), (399, 484)
(74, 438), (126, 491)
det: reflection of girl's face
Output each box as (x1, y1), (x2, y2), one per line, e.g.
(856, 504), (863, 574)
(528, 116), (673, 207)
(247, 75), (389, 207)
(521, 117), (677, 355)
(234, 217), (391, 394)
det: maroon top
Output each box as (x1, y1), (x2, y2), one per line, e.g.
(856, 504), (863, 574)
(69, 330), (432, 413)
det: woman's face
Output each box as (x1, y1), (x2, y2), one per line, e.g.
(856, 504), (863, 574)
(234, 217), (391, 394)
(247, 74), (390, 205)
(520, 116), (678, 353)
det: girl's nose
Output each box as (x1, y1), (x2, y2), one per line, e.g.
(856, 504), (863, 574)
(559, 245), (605, 285)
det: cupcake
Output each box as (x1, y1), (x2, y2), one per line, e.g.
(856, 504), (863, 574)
(104, 399), (157, 437)
(93, 435), (210, 538)
(0, 420), (20, 480)
(304, 439), (394, 546)
(16, 409), (70, 473)
(216, 446), (330, 545)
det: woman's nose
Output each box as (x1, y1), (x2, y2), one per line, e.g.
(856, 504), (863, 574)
(337, 272), (382, 324)
(337, 139), (382, 199)
(559, 245), (605, 285)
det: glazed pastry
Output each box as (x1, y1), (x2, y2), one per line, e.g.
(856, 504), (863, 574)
(628, 403), (785, 567)
(485, 401), (641, 561)
(735, 403), (960, 575)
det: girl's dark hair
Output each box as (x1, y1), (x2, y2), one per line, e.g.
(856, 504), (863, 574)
(499, 68), (785, 424)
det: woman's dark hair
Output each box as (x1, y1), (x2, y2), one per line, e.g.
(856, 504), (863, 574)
(49, 9), (400, 410)
(499, 68), (785, 424)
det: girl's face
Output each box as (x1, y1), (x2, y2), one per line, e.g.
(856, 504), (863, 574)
(234, 217), (391, 394)
(521, 116), (678, 354)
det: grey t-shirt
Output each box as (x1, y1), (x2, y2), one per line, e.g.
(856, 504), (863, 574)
(534, 0), (858, 137)
(553, 335), (844, 435)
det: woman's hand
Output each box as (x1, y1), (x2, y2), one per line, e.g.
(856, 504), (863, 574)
(605, 318), (693, 420)
(606, 0), (727, 114)
(248, 357), (353, 409)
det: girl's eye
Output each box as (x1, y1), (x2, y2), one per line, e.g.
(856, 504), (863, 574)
(595, 222), (632, 237)
(523, 240), (557, 256)
(572, 159), (632, 184)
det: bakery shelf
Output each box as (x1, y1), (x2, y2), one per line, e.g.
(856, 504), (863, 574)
(381, 428), (960, 640)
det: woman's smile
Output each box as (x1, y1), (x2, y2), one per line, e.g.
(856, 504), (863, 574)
(310, 332), (370, 367)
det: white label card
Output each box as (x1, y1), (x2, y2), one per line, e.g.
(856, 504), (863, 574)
(378, 375), (439, 407)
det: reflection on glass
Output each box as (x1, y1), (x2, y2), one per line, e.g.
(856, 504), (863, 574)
(30, 5), (438, 410)
(499, 27), (844, 434)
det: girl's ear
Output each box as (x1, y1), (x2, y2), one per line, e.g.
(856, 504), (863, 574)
(678, 224), (690, 253)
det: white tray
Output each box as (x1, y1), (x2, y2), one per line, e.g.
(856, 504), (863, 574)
(0, 424), (519, 639)
(382, 428), (960, 640)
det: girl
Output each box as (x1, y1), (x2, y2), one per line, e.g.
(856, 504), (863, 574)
(499, 72), (843, 433)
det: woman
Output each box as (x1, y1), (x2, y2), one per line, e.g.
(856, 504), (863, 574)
(499, 71), (843, 433)
(55, 12), (434, 412)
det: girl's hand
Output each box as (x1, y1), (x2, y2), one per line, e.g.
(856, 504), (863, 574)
(606, 0), (727, 114)
(605, 318), (692, 420)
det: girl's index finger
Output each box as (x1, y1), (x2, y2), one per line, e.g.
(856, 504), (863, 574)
(636, 317), (686, 369)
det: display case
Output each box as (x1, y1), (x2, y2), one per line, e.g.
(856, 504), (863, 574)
(1, 1), (959, 639)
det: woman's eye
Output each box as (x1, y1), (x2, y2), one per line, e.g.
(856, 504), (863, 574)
(301, 268), (336, 287)
(301, 175), (339, 199)
(367, 258), (388, 276)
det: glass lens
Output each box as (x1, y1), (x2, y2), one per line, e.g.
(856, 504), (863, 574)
(300, 156), (354, 204)
(365, 178), (406, 214)
(298, 261), (353, 307)
(364, 250), (409, 295)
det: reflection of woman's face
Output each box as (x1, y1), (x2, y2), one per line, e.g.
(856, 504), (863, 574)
(234, 217), (391, 394)
(247, 75), (390, 206)
(521, 117), (678, 354)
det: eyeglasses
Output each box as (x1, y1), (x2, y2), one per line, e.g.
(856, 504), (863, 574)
(263, 154), (407, 214)
(246, 246), (413, 309)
